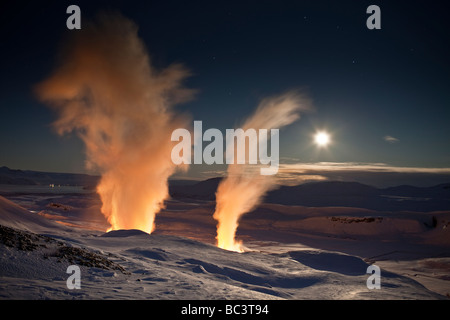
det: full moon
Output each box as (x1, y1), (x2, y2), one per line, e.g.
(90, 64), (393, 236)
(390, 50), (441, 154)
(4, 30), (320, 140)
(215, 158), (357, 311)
(314, 131), (330, 147)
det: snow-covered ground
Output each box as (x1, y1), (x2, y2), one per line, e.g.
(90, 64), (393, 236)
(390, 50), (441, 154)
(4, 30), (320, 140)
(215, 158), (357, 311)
(1, 187), (449, 300)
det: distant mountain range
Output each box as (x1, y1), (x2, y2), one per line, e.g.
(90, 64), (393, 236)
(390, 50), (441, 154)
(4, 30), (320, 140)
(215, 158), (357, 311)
(0, 166), (99, 188)
(1, 166), (449, 211)
(170, 177), (450, 211)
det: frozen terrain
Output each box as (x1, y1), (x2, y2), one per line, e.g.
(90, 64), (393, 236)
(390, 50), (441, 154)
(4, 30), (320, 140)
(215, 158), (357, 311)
(1, 180), (449, 300)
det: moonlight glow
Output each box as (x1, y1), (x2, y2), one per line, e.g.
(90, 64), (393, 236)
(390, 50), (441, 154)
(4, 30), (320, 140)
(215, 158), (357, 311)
(314, 131), (330, 147)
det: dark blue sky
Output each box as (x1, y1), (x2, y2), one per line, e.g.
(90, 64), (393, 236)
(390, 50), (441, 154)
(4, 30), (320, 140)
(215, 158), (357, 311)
(1, 0), (449, 181)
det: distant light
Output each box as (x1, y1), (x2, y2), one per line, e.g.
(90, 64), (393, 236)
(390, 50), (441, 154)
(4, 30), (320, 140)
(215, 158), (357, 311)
(314, 131), (330, 147)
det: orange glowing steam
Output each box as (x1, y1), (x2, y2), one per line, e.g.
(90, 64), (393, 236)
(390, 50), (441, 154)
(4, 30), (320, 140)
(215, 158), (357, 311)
(35, 13), (193, 234)
(213, 92), (310, 252)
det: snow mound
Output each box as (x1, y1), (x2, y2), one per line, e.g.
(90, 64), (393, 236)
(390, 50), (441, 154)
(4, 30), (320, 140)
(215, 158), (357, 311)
(289, 250), (369, 276)
(101, 229), (150, 238)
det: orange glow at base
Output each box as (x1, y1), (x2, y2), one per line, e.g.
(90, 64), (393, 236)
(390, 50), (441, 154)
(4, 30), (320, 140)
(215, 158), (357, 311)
(213, 174), (263, 253)
(215, 214), (245, 253)
(97, 170), (168, 234)
(217, 239), (244, 253)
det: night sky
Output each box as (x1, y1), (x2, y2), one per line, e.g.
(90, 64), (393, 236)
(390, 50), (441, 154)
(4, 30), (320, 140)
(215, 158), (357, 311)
(1, 0), (449, 185)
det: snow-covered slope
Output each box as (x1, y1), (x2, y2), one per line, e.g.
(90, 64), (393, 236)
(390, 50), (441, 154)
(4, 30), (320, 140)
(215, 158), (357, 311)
(0, 195), (59, 232)
(0, 224), (444, 300)
(1, 195), (448, 299)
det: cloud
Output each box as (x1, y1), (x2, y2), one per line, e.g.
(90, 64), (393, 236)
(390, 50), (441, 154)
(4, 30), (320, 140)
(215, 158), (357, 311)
(175, 162), (450, 187)
(279, 162), (450, 173)
(384, 135), (399, 143)
(276, 162), (450, 187)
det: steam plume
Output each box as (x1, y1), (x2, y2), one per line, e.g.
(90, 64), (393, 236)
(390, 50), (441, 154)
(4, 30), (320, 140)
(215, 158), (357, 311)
(213, 92), (310, 251)
(35, 13), (194, 233)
